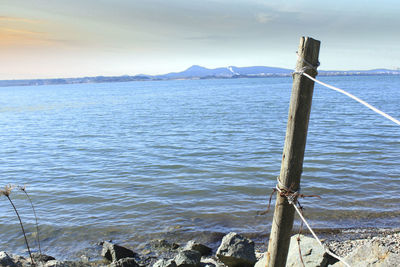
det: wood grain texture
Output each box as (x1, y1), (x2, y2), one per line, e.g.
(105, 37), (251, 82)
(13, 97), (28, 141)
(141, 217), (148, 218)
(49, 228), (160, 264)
(266, 36), (320, 267)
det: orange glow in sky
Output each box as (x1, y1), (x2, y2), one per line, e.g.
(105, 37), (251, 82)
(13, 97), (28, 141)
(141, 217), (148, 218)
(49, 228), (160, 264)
(1, 1), (400, 79)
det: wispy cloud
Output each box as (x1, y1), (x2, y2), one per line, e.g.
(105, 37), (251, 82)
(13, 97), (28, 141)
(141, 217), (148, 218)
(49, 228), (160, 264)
(0, 15), (72, 48)
(0, 26), (58, 47)
(0, 16), (41, 24)
(2, 27), (43, 36)
(255, 12), (276, 23)
(182, 34), (239, 41)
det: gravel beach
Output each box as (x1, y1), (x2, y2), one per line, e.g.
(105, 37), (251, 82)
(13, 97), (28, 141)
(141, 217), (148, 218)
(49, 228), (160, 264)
(324, 228), (400, 258)
(1, 228), (399, 266)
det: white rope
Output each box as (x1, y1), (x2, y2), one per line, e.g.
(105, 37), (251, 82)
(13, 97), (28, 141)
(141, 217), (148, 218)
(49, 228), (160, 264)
(275, 186), (351, 266)
(302, 72), (400, 126)
(274, 55), (397, 267)
(292, 204), (351, 267)
(286, 56), (399, 267)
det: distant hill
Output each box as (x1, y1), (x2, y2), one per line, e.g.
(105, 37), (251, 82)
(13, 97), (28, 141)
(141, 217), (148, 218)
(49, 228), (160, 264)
(1, 65), (399, 87)
(0, 75), (150, 87)
(156, 65), (293, 79)
(158, 65), (233, 79)
(230, 66), (293, 75)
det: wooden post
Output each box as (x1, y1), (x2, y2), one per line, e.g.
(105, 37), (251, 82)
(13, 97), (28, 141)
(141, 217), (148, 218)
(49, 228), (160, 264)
(266, 37), (320, 266)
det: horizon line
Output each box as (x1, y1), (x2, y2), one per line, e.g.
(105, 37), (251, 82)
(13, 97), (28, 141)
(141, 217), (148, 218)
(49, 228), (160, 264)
(1, 65), (400, 81)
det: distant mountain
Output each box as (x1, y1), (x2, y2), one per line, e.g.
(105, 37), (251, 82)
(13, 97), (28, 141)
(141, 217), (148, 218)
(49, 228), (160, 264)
(158, 65), (233, 79)
(156, 65), (292, 79)
(230, 66), (293, 75)
(0, 66), (399, 87)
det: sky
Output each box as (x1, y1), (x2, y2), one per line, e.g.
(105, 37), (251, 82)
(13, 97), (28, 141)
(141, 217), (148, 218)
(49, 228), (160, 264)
(1, 0), (399, 79)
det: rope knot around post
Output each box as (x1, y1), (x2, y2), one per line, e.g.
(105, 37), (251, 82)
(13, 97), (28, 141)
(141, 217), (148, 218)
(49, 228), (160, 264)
(257, 177), (319, 216)
(276, 177), (301, 205)
(259, 182), (352, 266)
(293, 51), (320, 77)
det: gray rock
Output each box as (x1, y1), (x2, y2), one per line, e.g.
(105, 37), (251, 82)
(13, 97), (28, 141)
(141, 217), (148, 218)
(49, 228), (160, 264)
(254, 253), (267, 267)
(184, 241), (212, 256)
(32, 253), (56, 263)
(200, 257), (225, 267)
(152, 259), (177, 267)
(173, 250), (201, 267)
(63, 261), (93, 267)
(42, 260), (67, 267)
(150, 239), (180, 251)
(0, 252), (32, 267)
(216, 232), (257, 267)
(79, 255), (90, 263)
(286, 234), (333, 267)
(101, 241), (137, 262)
(332, 240), (400, 267)
(108, 257), (139, 267)
(255, 252), (264, 261)
(255, 235), (336, 267)
(13, 255), (30, 267)
(0, 251), (18, 267)
(42, 260), (92, 267)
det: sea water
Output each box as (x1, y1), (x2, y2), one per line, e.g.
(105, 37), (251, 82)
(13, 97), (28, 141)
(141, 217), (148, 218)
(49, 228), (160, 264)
(0, 76), (399, 259)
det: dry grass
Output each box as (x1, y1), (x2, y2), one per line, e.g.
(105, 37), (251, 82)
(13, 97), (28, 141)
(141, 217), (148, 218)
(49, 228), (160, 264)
(19, 185), (42, 256)
(1, 184), (35, 266)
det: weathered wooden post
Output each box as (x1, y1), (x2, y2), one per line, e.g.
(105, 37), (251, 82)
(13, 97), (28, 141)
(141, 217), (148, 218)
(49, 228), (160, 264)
(266, 37), (320, 266)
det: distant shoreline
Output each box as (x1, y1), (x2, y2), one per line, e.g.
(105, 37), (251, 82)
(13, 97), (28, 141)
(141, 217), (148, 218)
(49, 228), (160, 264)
(1, 72), (400, 88)
(1, 64), (399, 87)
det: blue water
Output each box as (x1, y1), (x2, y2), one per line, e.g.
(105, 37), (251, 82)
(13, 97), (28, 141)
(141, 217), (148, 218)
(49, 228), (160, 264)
(0, 76), (399, 259)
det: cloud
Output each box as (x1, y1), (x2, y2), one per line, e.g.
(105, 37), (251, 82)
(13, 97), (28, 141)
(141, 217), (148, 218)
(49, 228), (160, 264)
(0, 26), (59, 48)
(0, 15), (46, 46)
(255, 13), (276, 23)
(0, 16), (41, 24)
(0, 15), (75, 48)
(2, 27), (43, 36)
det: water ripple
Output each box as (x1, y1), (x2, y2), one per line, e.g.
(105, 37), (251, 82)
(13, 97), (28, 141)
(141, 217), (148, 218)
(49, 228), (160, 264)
(0, 76), (399, 259)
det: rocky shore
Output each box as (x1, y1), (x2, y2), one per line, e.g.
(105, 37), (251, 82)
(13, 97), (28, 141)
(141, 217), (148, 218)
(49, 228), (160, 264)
(1, 229), (399, 267)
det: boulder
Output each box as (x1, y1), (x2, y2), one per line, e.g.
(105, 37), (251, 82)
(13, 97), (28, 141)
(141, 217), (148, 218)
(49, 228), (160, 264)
(286, 234), (333, 267)
(0, 251), (32, 267)
(254, 253), (267, 267)
(173, 250), (201, 267)
(153, 259), (177, 267)
(184, 241), (212, 256)
(200, 257), (225, 267)
(150, 239), (180, 251)
(216, 232), (257, 267)
(255, 235), (336, 267)
(0, 251), (17, 267)
(32, 253), (56, 263)
(43, 260), (91, 267)
(101, 241), (137, 262)
(108, 257), (139, 267)
(332, 241), (400, 267)
(42, 260), (67, 267)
